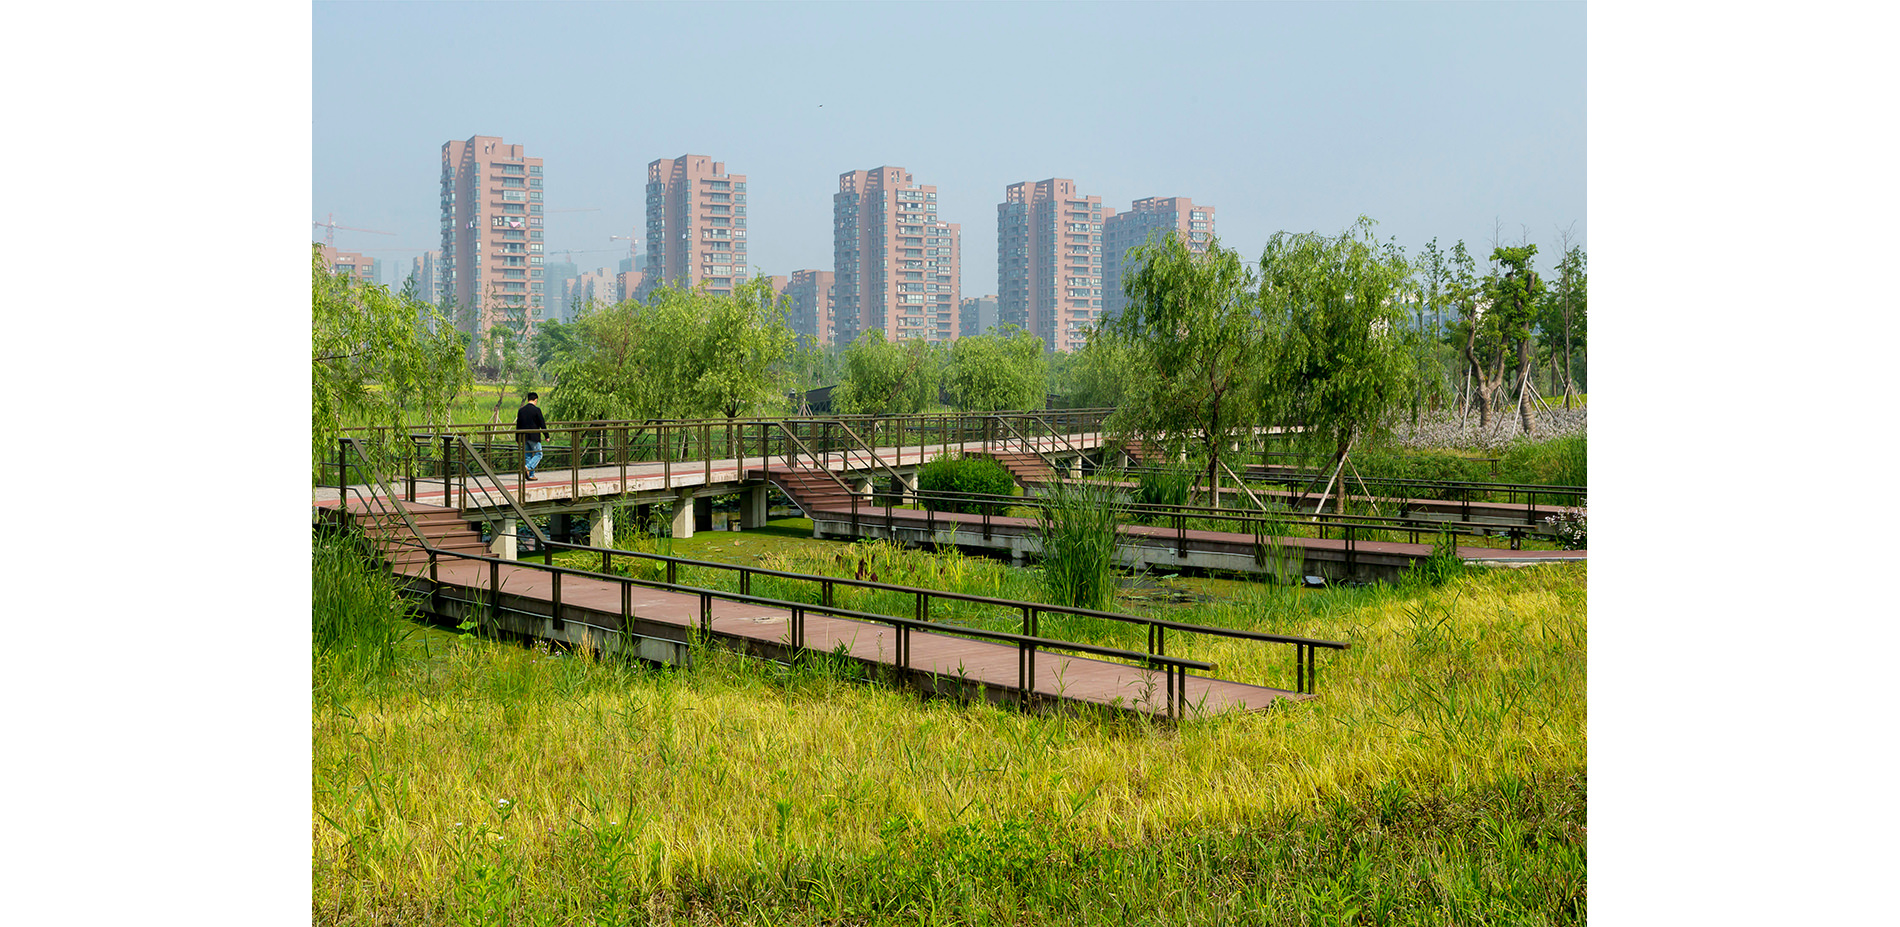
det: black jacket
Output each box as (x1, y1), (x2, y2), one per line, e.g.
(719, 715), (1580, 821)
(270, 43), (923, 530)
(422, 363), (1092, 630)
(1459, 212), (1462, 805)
(515, 402), (547, 440)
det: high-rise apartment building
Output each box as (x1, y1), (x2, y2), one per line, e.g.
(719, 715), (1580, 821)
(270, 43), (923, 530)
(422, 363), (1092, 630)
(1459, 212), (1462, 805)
(1102, 197), (1215, 319)
(996, 179), (1111, 353)
(440, 136), (545, 338)
(410, 250), (443, 305)
(832, 167), (960, 345)
(543, 258), (579, 320)
(642, 155), (748, 298)
(782, 269), (837, 348)
(958, 295), (998, 339)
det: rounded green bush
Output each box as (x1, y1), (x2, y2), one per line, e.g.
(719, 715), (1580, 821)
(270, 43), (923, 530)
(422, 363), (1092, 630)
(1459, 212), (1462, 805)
(916, 454), (1017, 513)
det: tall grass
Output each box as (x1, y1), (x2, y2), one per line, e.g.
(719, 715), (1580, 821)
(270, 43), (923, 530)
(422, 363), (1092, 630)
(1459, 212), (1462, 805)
(311, 529), (413, 682)
(1133, 461), (1194, 509)
(1501, 434), (1586, 487)
(313, 526), (1586, 924)
(1036, 477), (1125, 612)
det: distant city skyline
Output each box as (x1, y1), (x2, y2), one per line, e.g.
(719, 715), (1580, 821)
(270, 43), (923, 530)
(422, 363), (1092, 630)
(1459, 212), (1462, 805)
(315, 2), (1585, 328)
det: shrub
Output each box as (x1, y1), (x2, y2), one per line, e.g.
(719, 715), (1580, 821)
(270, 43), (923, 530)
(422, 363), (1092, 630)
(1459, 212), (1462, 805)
(916, 453), (1017, 514)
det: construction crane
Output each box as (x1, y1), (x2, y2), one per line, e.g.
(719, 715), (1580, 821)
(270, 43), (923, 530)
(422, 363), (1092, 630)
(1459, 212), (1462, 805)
(610, 233), (640, 266)
(313, 213), (395, 247)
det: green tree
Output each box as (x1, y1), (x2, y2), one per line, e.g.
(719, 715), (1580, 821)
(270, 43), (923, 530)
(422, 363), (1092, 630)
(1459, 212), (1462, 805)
(1257, 217), (1420, 498)
(1058, 328), (1133, 410)
(543, 281), (796, 425)
(834, 330), (941, 415)
(1442, 239), (1504, 426)
(311, 245), (469, 474)
(1486, 244), (1546, 432)
(688, 276), (797, 421)
(528, 316), (580, 372)
(1104, 232), (1262, 499)
(944, 325), (1046, 412)
(1537, 242), (1587, 406)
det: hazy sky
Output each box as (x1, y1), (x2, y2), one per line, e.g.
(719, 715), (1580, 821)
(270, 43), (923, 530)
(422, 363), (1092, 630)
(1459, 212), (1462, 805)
(313, 1), (1585, 291)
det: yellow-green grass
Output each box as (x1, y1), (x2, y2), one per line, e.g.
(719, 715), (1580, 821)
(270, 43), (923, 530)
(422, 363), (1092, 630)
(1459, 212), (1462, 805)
(313, 550), (1584, 923)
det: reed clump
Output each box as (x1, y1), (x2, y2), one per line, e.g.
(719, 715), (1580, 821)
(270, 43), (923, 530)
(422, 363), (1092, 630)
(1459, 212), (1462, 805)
(1035, 477), (1126, 612)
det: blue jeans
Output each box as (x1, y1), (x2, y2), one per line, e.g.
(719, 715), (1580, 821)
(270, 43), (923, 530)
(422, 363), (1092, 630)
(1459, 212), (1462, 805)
(524, 440), (543, 474)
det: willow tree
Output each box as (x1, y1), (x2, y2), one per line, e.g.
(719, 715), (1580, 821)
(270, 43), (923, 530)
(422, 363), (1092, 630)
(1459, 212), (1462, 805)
(689, 277), (797, 422)
(311, 245), (469, 477)
(1104, 232), (1262, 499)
(945, 324), (1045, 412)
(1257, 217), (1419, 501)
(834, 329), (942, 416)
(546, 281), (795, 424)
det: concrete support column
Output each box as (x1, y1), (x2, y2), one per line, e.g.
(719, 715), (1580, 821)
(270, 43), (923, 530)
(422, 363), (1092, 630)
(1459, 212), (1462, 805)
(671, 492), (697, 540)
(490, 518), (517, 561)
(739, 484), (769, 529)
(851, 476), (872, 500)
(549, 513), (573, 544)
(1067, 456), (1081, 479)
(590, 505), (615, 547)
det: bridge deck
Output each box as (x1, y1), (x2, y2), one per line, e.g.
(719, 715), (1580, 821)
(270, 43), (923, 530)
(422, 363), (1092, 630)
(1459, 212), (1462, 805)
(312, 433), (1105, 512)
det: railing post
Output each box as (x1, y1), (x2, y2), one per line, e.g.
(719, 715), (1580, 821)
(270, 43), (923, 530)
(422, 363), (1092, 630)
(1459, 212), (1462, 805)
(336, 438), (347, 505)
(490, 559), (501, 630)
(551, 570), (563, 632)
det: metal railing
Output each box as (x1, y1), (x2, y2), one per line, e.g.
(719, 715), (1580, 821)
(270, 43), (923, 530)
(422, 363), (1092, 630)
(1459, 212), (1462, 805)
(1240, 465), (1586, 525)
(412, 540), (1221, 716)
(329, 409), (1119, 491)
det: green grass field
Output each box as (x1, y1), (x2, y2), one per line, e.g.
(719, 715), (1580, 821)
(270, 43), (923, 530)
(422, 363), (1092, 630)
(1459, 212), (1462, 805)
(313, 522), (1585, 925)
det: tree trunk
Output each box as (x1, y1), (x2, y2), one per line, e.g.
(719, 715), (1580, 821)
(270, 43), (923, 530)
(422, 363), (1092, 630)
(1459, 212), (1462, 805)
(1517, 335), (1536, 435)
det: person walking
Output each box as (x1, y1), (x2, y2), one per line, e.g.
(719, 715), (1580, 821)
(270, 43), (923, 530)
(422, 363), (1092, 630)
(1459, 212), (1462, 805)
(515, 392), (547, 480)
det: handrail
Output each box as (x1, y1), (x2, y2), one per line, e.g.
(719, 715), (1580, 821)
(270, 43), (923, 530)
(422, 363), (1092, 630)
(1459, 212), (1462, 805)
(448, 433), (559, 563)
(823, 418), (915, 492)
(336, 437), (432, 558)
(988, 413), (1067, 479)
(769, 420), (860, 499)
(1019, 410), (1093, 462)
(864, 483), (1550, 544)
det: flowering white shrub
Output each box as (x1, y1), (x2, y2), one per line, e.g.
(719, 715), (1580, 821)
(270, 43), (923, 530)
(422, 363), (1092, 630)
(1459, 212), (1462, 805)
(1544, 502), (1587, 549)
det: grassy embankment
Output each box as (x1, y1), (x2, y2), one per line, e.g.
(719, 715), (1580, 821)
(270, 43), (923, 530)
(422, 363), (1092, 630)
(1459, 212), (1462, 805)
(314, 520), (1585, 925)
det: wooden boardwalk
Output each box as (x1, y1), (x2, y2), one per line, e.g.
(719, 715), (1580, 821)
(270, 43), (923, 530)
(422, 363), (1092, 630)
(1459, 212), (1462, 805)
(791, 495), (1585, 585)
(349, 501), (1318, 718)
